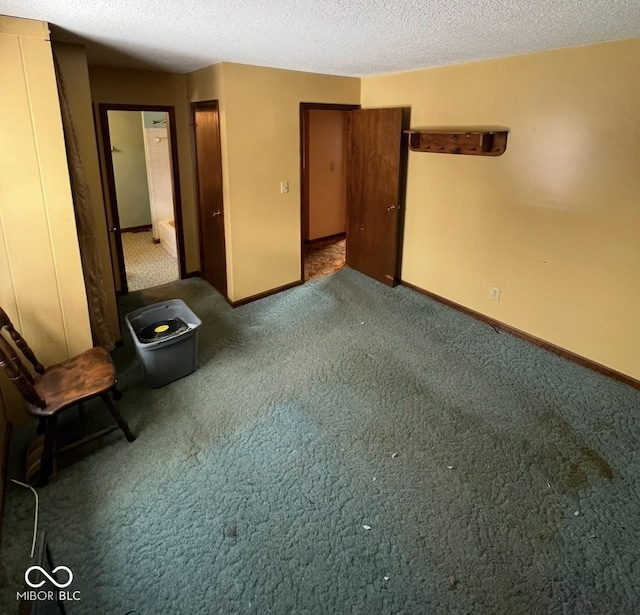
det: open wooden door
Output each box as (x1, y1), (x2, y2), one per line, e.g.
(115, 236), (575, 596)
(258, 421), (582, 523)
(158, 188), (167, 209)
(192, 101), (227, 297)
(347, 108), (403, 286)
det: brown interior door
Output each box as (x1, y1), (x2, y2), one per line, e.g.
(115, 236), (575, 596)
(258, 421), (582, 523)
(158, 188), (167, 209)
(193, 101), (227, 297)
(347, 108), (403, 286)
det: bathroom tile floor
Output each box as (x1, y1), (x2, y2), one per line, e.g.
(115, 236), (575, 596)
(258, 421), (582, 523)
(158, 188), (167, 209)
(121, 230), (179, 291)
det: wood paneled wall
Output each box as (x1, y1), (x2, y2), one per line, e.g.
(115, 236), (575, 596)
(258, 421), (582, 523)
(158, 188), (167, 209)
(0, 16), (92, 426)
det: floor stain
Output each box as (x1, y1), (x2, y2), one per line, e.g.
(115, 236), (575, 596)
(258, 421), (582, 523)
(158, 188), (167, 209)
(568, 462), (589, 489)
(541, 410), (615, 493)
(579, 445), (614, 480)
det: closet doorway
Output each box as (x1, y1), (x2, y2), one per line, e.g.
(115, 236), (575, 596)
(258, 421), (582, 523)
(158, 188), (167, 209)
(300, 104), (406, 286)
(98, 104), (186, 294)
(191, 100), (227, 298)
(300, 103), (358, 281)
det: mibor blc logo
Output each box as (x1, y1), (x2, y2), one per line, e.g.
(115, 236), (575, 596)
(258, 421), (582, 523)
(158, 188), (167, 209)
(17, 565), (81, 603)
(26, 565), (73, 589)
(10, 480), (81, 604)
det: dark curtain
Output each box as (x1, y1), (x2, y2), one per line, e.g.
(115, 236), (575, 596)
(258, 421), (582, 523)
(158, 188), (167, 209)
(53, 51), (116, 350)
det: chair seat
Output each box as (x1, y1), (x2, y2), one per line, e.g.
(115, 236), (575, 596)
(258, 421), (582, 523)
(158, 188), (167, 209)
(29, 347), (116, 417)
(0, 307), (135, 486)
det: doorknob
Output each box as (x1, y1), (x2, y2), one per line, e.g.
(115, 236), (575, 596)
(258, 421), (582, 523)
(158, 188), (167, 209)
(386, 205), (398, 211)
(109, 227), (118, 232)
(212, 211), (222, 217)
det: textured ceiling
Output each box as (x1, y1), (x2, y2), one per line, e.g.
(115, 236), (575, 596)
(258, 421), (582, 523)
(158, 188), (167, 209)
(1, 0), (640, 76)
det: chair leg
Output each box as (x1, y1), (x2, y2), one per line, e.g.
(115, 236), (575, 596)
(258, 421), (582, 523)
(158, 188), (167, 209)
(78, 402), (87, 435)
(35, 417), (56, 487)
(101, 393), (135, 442)
(36, 418), (47, 436)
(111, 385), (122, 400)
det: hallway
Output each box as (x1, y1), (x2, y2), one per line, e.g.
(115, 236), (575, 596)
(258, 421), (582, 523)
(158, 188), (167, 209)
(304, 235), (346, 281)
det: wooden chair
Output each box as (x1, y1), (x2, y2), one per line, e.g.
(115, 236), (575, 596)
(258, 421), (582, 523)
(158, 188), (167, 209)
(0, 307), (135, 486)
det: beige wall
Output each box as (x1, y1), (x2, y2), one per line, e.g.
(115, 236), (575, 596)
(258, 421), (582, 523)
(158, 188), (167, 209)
(0, 17), (93, 422)
(10, 31), (629, 380)
(361, 38), (640, 380)
(307, 110), (348, 240)
(88, 66), (199, 281)
(52, 42), (120, 341)
(188, 62), (359, 301)
(108, 111), (153, 229)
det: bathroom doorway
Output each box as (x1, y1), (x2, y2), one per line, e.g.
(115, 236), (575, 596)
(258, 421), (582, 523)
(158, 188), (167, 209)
(98, 104), (185, 294)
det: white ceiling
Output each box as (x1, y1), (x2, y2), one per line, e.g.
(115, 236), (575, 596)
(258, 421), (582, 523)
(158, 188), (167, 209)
(1, 0), (640, 76)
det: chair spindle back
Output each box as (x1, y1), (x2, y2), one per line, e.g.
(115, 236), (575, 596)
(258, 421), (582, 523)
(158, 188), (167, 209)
(0, 335), (46, 408)
(0, 307), (45, 374)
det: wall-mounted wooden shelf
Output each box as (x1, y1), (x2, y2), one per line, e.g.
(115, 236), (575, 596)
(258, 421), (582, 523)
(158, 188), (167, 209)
(405, 129), (508, 156)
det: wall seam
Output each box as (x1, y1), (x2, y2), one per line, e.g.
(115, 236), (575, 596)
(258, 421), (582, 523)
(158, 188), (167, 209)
(19, 35), (71, 358)
(0, 36), (27, 334)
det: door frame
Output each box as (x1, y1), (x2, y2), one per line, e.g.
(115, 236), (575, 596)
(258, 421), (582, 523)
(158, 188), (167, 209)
(299, 102), (360, 281)
(97, 103), (186, 294)
(190, 100), (228, 298)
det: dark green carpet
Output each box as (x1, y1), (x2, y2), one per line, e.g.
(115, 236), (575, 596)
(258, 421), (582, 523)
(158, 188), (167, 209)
(2, 268), (639, 614)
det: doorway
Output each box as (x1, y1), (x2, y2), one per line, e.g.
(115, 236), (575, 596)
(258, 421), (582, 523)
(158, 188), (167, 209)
(191, 101), (227, 298)
(98, 104), (186, 294)
(300, 103), (358, 281)
(300, 104), (405, 286)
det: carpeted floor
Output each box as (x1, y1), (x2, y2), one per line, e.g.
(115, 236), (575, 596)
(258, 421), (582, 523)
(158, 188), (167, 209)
(2, 268), (640, 614)
(122, 230), (179, 291)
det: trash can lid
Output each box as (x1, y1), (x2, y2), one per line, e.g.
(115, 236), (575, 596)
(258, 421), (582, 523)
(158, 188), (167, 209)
(135, 317), (188, 344)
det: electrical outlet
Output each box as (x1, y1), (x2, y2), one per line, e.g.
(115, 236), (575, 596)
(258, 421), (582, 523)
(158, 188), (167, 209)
(490, 287), (501, 301)
(280, 181), (289, 194)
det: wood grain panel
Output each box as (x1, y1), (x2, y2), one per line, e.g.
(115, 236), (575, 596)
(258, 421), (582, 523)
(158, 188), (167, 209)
(52, 43), (120, 342)
(193, 102), (227, 297)
(406, 130), (508, 156)
(21, 36), (92, 358)
(347, 108), (403, 286)
(0, 22), (92, 425)
(0, 33), (66, 365)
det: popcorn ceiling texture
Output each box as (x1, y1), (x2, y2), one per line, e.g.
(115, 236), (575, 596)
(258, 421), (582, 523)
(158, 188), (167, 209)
(2, 0), (640, 74)
(1, 269), (640, 613)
